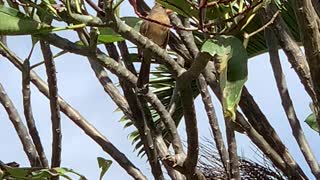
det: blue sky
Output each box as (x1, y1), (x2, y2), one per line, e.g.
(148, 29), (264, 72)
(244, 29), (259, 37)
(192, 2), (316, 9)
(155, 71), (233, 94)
(0, 1), (319, 179)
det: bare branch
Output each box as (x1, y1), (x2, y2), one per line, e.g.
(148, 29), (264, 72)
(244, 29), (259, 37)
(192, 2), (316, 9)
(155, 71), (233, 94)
(104, 42), (164, 180)
(22, 56), (49, 168)
(260, 3), (320, 128)
(0, 46), (147, 180)
(176, 75), (199, 173)
(77, 29), (164, 179)
(42, 33), (188, 169)
(243, 10), (280, 48)
(0, 82), (41, 167)
(294, 0), (320, 133)
(169, 14), (198, 60)
(265, 27), (320, 178)
(0, 36), (6, 45)
(145, 91), (184, 155)
(117, 41), (137, 75)
(117, 40), (185, 177)
(40, 40), (62, 168)
(203, 69), (307, 179)
(225, 121), (240, 180)
(197, 75), (230, 176)
(77, 31), (134, 121)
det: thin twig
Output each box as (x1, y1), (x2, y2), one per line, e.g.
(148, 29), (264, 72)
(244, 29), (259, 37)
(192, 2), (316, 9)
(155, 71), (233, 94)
(22, 47), (49, 168)
(197, 75), (230, 177)
(30, 50), (67, 70)
(0, 82), (41, 167)
(243, 10), (280, 48)
(40, 40), (62, 168)
(77, 30), (134, 121)
(117, 41), (137, 75)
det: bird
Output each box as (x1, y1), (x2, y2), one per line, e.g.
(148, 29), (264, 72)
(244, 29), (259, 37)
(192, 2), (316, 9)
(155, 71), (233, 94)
(137, 3), (170, 93)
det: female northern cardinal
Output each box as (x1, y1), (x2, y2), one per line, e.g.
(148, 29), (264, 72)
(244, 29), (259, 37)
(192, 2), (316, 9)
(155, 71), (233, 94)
(137, 3), (170, 92)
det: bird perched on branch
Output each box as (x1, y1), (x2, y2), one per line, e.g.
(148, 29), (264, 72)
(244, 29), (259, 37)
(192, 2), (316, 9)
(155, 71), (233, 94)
(137, 3), (170, 93)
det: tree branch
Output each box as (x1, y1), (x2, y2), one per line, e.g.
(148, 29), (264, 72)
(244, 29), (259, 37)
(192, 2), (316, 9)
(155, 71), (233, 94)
(104, 42), (164, 180)
(294, 0), (320, 133)
(225, 121), (240, 180)
(197, 75), (230, 177)
(0, 46), (147, 180)
(203, 69), (307, 179)
(0, 82), (41, 167)
(260, 3), (320, 129)
(265, 27), (320, 178)
(42, 33), (188, 167)
(40, 40), (62, 168)
(176, 75), (199, 173)
(22, 57), (49, 168)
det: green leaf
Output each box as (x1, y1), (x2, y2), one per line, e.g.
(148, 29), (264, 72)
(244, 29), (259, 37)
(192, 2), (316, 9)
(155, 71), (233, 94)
(98, 17), (140, 43)
(97, 157), (112, 180)
(128, 130), (139, 141)
(3, 166), (86, 179)
(98, 27), (124, 43)
(201, 35), (248, 121)
(32, 167), (86, 180)
(5, 167), (32, 178)
(305, 113), (319, 133)
(0, 5), (53, 35)
(157, 0), (198, 19)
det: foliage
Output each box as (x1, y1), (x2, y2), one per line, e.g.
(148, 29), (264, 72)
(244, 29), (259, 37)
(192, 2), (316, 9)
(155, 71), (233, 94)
(305, 113), (319, 133)
(0, 166), (86, 180)
(201, 36), (248, 121)
(0, 0), (319, 179)
(97, 157), (113, 180)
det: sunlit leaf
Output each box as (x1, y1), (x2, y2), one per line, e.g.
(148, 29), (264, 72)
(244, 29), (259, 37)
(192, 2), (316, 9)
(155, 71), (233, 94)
(3, 166), (86, 179)
(157, 0), (197, 19)
(201, 35), (248, 121)
(97, 157), (112, 180)
(98, 17), (140, 43)
(0, 5), (54, 35)
(305, 113), (319, 133)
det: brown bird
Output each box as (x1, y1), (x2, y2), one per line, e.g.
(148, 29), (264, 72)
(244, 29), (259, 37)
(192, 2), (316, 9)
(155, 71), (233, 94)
(137, 3), (170, 92)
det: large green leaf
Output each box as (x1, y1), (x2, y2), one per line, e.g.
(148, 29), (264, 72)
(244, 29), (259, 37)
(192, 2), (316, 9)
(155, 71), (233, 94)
(157, 0), (198, 19)
(201, 35), (248, 121)
(0, 5), (53, 35)
(98, 17), (141, 43)
(305, 113), (319, 133)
